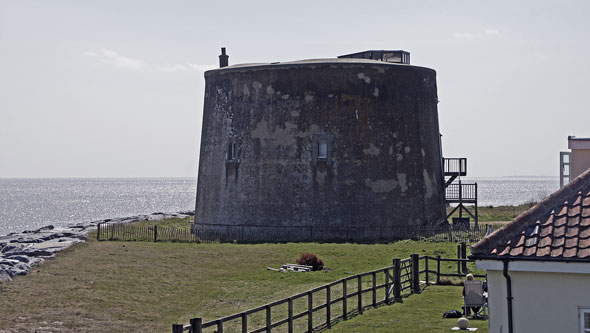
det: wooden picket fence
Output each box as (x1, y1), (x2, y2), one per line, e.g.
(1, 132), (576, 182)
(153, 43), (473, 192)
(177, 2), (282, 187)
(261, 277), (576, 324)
(172, 250), (483, 333)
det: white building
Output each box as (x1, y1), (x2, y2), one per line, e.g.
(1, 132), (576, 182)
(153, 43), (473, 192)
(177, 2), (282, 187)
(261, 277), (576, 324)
(471, 169), (590, 333)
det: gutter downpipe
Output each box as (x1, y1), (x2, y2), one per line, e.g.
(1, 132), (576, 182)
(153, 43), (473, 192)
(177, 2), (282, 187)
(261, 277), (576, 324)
(502, 259), (514, 333)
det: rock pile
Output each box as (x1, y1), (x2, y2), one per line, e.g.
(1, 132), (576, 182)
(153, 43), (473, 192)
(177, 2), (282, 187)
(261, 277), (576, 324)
(0, 211), (194, 282)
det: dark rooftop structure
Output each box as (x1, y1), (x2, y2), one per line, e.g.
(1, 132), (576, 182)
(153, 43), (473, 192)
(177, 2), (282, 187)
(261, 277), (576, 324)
(471, 168), (590, 261)
(338, 50), (410, 64)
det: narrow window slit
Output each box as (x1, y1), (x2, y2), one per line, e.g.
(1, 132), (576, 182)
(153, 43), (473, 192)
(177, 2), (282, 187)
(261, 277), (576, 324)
(228, 142), (237, 160)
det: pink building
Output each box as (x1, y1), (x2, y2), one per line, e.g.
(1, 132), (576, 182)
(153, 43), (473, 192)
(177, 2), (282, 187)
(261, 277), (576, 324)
(560, 136), (590, 187)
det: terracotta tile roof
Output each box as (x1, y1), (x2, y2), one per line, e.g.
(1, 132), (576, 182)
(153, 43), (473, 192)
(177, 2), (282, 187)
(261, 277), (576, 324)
(471, 168), (590, 261)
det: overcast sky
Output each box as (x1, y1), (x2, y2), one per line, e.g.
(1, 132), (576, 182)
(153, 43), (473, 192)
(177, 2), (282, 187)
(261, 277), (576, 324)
(1, 1), (589, 178)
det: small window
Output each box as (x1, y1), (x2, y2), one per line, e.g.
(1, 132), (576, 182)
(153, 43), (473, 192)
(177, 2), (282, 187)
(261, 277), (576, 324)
(580, 308), (590, 333)
(318, 141), (328, 159)
(228, 142), (237, 160)
(311, 133), (332, 163)
(384, 53), (402, 63)
(525, 225), (539, 246)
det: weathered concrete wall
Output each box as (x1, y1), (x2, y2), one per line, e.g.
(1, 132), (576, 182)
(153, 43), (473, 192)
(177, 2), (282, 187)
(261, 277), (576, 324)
(194, 59), (445, 242)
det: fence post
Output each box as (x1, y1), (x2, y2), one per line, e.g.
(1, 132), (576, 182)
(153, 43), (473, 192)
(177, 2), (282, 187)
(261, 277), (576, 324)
(393, 258), (402, 302)
(154, 225), (158, 242)
(97, 223), (101, 241)
(266, 305), (271, 333)
(288, 297), (293, 333)
(461, 241), (467, 273)
(241, 313), (248, 333)
(411, 254), (420, 294)
(216, 320), (223, 333)
(357, 275), (363, 314)
(326, 285), (331, 329)
(372, 271), (377, 307)
(425, 257), (430, 285)
(475, 182), (479, 226)
(307, 291), (313, 333)
(457, 244), (461, 275)
(190, 318), (202, 333)
(172, 323), (183, 333)
(343, 280), (348, 320)
(385, 267), (391, 304)
(436, 255), (441, 284)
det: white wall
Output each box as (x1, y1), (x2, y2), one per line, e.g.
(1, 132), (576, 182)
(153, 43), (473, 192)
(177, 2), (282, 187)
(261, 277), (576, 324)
(486, 270), (506, 333)
(486, 269), (590, 333)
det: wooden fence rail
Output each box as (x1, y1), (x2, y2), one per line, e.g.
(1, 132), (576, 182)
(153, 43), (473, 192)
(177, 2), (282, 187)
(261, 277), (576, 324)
(172, 254), (485, 333)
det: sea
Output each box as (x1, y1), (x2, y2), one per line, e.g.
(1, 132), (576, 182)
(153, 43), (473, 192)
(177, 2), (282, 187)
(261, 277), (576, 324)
(0, 177), (559, 236)
(0, 178), (197, 236)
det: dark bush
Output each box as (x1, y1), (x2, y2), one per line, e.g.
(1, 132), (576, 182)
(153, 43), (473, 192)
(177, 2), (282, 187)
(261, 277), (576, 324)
(296, 253), (324, 271)
(437, 277), (464, 286)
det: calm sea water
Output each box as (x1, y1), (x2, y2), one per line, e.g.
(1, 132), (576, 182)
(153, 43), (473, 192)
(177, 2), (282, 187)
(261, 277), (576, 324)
(0, 177), (559, 236)
(463, 177), (559, 206)
(0, 178), (196, 236)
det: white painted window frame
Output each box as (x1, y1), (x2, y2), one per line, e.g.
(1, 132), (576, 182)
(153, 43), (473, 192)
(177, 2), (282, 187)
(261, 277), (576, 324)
(560, 151), (571, 187)
(580, 307), (590, 333)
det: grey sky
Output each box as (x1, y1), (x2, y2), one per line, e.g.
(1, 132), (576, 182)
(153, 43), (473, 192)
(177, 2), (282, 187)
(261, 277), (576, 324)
(1, 1), (589, 178)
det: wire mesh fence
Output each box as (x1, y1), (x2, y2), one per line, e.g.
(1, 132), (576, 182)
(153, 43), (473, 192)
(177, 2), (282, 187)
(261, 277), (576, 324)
(97, 222), (497, 244)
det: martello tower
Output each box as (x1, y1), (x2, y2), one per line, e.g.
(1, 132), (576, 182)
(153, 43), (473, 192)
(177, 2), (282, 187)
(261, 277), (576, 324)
(193, 49), (446, 242)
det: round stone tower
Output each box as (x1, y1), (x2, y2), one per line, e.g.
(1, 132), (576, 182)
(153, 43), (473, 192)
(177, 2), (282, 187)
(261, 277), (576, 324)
(194, 53), (445, 242)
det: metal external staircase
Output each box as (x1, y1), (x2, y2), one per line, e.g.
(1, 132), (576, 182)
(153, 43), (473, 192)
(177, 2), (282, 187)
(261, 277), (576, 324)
(443, 158), (478, 226)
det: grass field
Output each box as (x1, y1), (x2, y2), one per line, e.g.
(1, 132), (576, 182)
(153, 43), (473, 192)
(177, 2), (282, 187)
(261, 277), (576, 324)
(137, 204), (530, 227)
(0, 229), (484, 332)
(447, 202), (534, 224)
(329, 285), (488, 332)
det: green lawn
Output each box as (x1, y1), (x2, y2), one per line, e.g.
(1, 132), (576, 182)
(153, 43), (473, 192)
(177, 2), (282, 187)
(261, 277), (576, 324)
(161, 204), (531, 227)
(1, 222), (485, 332)
(447, 203), (534, 225)
(329, 285), (488, 332)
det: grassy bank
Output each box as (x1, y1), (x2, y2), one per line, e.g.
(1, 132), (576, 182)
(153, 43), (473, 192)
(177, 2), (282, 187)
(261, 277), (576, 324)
(0, 234), (480, 332)
(447, 203), (535, 224)
(128, 216), (194, 230)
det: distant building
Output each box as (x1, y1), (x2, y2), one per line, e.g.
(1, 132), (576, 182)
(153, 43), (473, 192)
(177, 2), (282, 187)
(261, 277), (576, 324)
(560, 136), (590, 187)
(471, 169), (590, 333)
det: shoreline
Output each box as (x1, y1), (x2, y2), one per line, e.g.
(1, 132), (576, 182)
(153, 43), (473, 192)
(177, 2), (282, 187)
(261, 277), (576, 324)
(0, 210), (194, 282)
